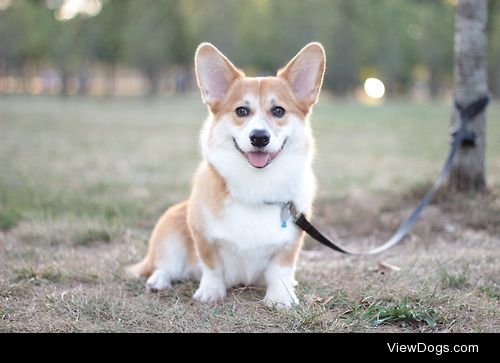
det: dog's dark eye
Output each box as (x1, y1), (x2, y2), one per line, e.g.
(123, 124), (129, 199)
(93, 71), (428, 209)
(271, 106), (286, 118)
(235, 107), (250, 117)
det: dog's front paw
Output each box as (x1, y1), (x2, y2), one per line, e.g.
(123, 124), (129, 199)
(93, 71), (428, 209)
(264, 287), (299, 309)
(193, 284), (227, 304)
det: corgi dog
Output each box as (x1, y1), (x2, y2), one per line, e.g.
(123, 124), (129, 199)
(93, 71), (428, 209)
(127, 42), (326, 308)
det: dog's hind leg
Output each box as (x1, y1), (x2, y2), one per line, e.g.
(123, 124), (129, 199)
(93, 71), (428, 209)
(126, 202), (199, 292)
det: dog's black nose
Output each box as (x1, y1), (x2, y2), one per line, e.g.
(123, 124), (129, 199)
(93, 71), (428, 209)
(249, 129), (270, 148)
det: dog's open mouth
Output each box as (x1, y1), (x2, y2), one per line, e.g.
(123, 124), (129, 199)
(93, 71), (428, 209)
(233, 138), (287, 169)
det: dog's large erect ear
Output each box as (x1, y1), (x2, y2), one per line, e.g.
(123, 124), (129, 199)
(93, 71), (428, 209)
(278, 42), (326, 109)
(195, 43), (244, 108)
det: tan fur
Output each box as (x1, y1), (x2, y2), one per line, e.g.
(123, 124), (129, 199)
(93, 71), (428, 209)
(127, 201), (196, 278)
(194, 162), (229, 217)
(213, 77), (308, 122)
(187, 223), (218, 270)
(185, 162), (228, 270)
(277, 231), (305, 267)
(195, 43), (244, 113)
(277, 42), (326, 111)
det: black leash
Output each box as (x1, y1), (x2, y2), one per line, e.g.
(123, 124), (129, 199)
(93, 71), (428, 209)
(290, 96), (489, 255)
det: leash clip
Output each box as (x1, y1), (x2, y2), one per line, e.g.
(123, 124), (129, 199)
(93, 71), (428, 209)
(451, 128), (476, 147)
(451, 95), (490, 147)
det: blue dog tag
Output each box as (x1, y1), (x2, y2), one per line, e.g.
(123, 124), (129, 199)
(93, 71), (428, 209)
(280, 202), (291, 228)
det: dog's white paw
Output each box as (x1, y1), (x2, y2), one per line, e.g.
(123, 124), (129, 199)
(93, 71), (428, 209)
(264, 287), (299, 309)
(193, 284), (226, 304)
(146, 270), (172, 292)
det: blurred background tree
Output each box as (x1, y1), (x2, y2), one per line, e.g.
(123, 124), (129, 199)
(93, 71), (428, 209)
(0, 0), (498, 97)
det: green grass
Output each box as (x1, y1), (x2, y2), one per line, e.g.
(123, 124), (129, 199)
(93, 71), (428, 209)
(440, 265), (470, 289)
(0, 95), (499, 332)
(343, 297), (440, 328)
(73, 228), (112, 247)
(0, 208), (22, 231)
(12, 266), (63, 284)
(480, 284), (500, 300)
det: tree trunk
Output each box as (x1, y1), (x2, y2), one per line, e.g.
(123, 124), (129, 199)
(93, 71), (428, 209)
(144, 64), (161, 96)
(59, 66), (70, 97)
(78, 65), (91, 96)
(449, 0), (489, 191)
(106, 63), (117, 96)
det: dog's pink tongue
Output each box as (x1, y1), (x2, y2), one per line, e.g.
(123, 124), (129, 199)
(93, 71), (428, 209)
(247, 152), (270, 168)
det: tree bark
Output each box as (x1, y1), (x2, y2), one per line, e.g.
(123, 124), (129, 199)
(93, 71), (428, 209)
(144, 64), (161, 96)
(449, 0), (489, 191)
(106, 63), (117, 96)
(59, 66), (70, 97)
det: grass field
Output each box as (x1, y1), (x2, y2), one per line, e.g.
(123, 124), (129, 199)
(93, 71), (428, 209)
(0, 95), (499, 332)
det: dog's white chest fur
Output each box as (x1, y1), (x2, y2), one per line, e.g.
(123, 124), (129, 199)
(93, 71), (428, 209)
(202, 200), (300, 286)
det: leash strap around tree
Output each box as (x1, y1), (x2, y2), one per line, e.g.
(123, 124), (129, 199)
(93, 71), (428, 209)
(290, 96), (490, 255)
